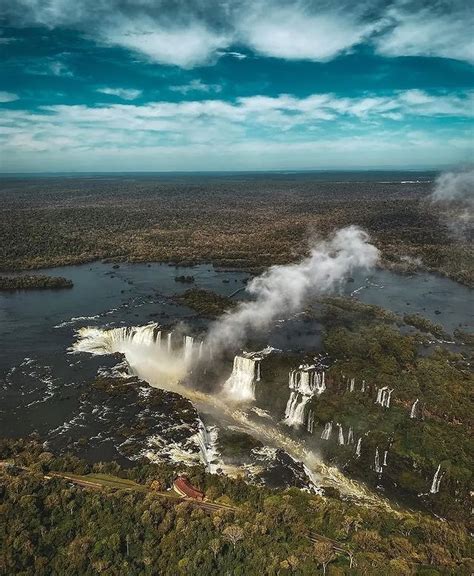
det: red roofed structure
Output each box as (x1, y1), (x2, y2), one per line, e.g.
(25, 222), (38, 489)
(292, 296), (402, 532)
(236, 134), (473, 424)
(173, 475), (205, 500)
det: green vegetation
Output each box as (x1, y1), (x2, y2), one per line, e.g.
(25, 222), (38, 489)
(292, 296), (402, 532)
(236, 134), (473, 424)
(0, 274), (73, 291)
(1, 438), (472, 576)
(403, 314), (448, 339)
(0, 176), (471, 285)
(176, 288), (236, 317)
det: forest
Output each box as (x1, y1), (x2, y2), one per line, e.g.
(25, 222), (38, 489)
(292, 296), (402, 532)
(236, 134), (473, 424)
(0, 275), (73, 291)
(1, 437), (472, 576)
(0, 175), (471, 286)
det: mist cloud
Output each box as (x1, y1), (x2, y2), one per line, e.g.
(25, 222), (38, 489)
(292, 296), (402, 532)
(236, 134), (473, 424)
(430, 167), (474, 239)
(206, 226), (379, 353)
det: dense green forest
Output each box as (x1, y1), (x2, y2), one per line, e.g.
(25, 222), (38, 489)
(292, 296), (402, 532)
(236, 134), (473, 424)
(1, 438), (472, 576)
(0, 176), (472, 285)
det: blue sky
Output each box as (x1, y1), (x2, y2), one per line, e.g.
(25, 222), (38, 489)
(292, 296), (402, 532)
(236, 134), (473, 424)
(0, 0), (473, 172)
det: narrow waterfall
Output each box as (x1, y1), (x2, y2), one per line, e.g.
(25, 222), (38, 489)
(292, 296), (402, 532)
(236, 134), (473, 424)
(198, 341), (203, 360)
(430, 464), (443, 494)
(349, 378), (355, 392)
(183, 335), (194, 366)
(361, 380), (366, 393)
(156, 330), (162, 349)
(410, 398), (419, 419)
(307, 410), (315, 434)
(383, 450), (388, 466)
(284, 392), (311, 427)
(375, 386), (393, 408)
(167, 332), (172, 353)
(337, 423), (345, 445)
(347, 427), (354, 444)
(321, 422), (332, 440)
(374, 447), (383, 474)
(355, 437), (362, 457)
(224, 354), (261, 401)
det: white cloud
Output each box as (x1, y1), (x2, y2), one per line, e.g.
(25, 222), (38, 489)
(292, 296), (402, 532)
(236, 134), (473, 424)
(3, 0), (473, 67)
(237, 5), (374, 62)
(97, 87), (143, 100)
(101, 16), (229, 68)
(0, 91), (19, 103)
(1, 90), (472, 171)
(375, 3), (474, 64)
(169, 79), (222, 95)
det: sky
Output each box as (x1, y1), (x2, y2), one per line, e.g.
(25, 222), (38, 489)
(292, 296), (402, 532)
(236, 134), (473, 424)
(0, 0), (473, 172)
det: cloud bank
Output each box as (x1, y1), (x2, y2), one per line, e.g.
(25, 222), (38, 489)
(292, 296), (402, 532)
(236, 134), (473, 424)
(206, 226), (379, 353)
(2, 0), (473, 67)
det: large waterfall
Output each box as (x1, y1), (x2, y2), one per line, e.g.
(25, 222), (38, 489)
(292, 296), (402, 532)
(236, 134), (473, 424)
(321, 422), (332, 440)
(284, 366), (326, 428)
(410, 398), (419, 419)
(375, 386), (393, 408)
(430, 464), (443, 494)
(71, 324), (205, 388)
(224, 354), (262, 401)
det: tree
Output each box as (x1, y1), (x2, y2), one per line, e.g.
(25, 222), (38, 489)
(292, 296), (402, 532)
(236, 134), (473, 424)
(223, 525), (244, 550)
(313, 541), (336, 576)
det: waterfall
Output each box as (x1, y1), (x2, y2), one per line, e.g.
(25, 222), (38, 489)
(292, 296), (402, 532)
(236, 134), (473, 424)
(337, 423), (345, 445)
(410, 398), (419, 419)
(355, 437), (362, 457)
(347, 427), (354, 444)
(349, 378), (355, 392)
(198, 341), (203, 359)
(167, 332), (172, 353)
(224, 355), (261, 401)
(156, 330), (162, 350)
(289, 366), (326, 396)
(321, 422), (332, 440)
(183, 336), (194, 366)
(361, 380), (366, 393)
(430, 464), (443, 494)
(383, 450), (388, 466)
(283, 392), (311, 427)
(307, 410), (315, 434)
(284, 365), (326, 428)
(374, 447), (383, 474)
(256, 361), (261, 382)
(375, 386), (393, 408)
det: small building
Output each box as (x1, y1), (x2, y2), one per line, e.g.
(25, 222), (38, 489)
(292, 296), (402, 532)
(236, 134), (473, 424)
(173, 475), (205, 500)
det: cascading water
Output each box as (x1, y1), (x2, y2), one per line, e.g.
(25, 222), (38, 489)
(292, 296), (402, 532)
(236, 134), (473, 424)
(321, 422), (332, 440)
(361, 380), (366, 393)
(224, 354), (261, 402)
(284, 366), (326, 428)
(337, 423), (345, 445)
(410, 398), (419, 419)
(183, 335), (194, 366)
(167, 332), (172, 353)
(375, 386), (393, 408)
(349, 378), (355, 392)
(355, 437), (362, 457)
(430, 464), (443, 494)
(374, 447), (383, 474)
(347, 427), (354, 444)
(383, 450), (388, 466)
(307, 410), (315, 434)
